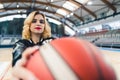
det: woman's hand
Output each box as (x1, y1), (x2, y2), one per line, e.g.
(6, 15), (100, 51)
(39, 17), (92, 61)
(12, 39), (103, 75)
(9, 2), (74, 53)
(12, 46), (39, 80)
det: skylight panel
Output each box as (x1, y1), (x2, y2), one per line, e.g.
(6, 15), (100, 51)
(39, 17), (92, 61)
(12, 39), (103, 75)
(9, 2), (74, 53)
(56, 9), (69, 16)
(65, 25), (75, 36)
(63, 1), (79, 11)
(48, 18), (61, 25)
(0, 3), (3, 9)
(75, 0), (89, 4)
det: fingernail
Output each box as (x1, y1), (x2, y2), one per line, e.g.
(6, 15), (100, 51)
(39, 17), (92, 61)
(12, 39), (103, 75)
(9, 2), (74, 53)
(34, 46), (39, 49)
(30, 77), (39, 80)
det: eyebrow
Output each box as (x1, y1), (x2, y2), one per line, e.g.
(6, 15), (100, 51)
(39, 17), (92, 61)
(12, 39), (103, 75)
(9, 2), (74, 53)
(33, 19), (37, 20)
(33, 19), (44, 20)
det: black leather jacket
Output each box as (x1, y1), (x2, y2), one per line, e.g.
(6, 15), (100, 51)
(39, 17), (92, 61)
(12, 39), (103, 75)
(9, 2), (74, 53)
(12, 37), (55, 66)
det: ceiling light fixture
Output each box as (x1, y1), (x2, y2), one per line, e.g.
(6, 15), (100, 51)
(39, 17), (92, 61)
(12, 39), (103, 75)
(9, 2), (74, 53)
(46, 6), (48, 10)
(50, 0), (53, 2)
(18, 11), (20, 13)
(70, 12), (74, 16)
(75, 0), (89, 4)
(0, 3), (3, 9)
(87, 1), (93, 5)
(17, 4), (19, 8)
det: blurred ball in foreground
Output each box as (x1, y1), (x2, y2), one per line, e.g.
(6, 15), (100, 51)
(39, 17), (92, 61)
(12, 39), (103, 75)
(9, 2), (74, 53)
(26, 37), (116, 80)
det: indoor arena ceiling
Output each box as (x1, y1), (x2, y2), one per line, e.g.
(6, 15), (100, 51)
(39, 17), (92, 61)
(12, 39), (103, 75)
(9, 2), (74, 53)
(0, 0), (120, 29)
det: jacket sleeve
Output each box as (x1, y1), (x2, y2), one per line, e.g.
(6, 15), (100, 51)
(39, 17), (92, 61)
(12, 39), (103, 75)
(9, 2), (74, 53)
(12, 41), (27, 66)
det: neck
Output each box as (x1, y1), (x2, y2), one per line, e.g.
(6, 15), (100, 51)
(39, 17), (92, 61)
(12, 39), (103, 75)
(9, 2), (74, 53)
(31, 33), (41, 44)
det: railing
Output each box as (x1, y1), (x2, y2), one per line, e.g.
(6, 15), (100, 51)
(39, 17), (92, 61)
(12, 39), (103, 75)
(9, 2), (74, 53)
(79, 30), (120, 49)
(0, 35), (21, 48)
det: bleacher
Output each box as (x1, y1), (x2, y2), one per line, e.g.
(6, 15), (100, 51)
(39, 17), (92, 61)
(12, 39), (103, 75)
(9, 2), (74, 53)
(79, 29), (120, 48)
(0, 35), (21, 48)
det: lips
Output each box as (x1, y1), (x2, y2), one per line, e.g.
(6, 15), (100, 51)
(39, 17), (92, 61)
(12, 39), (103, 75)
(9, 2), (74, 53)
(35, 27), (41, 30)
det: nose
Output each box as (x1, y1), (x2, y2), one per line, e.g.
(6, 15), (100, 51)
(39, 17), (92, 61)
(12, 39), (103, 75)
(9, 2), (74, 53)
(36, 20), (41, 25)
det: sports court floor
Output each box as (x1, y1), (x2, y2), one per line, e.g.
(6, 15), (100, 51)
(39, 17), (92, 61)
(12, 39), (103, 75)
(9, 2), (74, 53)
(0, 48), (120, 80)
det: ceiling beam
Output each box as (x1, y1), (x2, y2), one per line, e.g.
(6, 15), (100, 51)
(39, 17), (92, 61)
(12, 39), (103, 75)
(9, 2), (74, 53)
(0, 12), (74, 29)
(101, 0), (117, 13)
(47, 15), (73, 28)
(70, 0), (97, 19)
(1, 0), (84, 21)
(0, 8), (75, 25)
(27, 1), (84, 21)
(74, 14), (84, 22)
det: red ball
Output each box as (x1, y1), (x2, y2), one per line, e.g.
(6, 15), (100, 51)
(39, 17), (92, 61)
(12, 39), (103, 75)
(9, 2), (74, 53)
(25, 37), (116, 80)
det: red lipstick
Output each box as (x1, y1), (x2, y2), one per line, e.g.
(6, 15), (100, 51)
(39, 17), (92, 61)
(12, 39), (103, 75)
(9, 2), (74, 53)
(35, 27), (41, 30)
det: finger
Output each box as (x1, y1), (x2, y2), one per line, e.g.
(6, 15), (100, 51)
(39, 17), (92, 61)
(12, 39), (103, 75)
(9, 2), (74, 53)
(12, 66), (38, 80)
(22, 46), (39, 59)
(15, 59), (26, 67)
(12, 76), (19, 80)
(15, 46), (39, 66)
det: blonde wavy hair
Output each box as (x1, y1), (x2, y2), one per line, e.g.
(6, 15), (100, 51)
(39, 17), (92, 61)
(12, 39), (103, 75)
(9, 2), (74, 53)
(22, 11), (51, 40)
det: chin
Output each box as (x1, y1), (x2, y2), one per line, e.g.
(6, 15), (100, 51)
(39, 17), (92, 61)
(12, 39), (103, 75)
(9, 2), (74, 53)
(34, 30), (43, 33)
(34, 31), (43, 34)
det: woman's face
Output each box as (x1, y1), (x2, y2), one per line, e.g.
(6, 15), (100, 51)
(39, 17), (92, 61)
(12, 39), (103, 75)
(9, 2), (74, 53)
(30, 14), (45, 34)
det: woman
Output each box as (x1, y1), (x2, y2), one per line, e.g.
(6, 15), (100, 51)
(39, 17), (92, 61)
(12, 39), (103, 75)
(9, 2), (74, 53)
(12, 11), (54, 66)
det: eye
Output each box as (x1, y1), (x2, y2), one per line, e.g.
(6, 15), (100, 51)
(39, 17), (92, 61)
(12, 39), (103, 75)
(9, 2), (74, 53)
(32, 19), (37, 23)
(40, 20), (45, 24)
